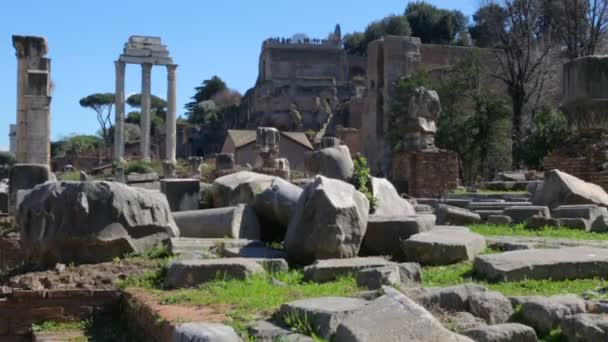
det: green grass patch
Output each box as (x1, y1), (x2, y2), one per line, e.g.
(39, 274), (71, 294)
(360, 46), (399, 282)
(470, 224), (608, 241)
(422, 262), (608, 298)
(32, 320), (88, 332)
(122, 270), (360, 334)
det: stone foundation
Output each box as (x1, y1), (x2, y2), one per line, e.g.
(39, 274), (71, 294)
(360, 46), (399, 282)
(0, 289), (119, 341)
(392, 150), (458, 197)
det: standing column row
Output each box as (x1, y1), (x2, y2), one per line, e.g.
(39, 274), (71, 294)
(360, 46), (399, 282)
(113, 61), (176, 170)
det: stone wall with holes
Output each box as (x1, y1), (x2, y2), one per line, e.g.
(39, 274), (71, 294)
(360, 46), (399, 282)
(391, 150), (459, 197)
(0, 289), (119, 341)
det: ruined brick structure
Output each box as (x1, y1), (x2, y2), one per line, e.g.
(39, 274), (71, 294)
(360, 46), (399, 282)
(392, 148), (459, 197)
(543, 56), (608, 190)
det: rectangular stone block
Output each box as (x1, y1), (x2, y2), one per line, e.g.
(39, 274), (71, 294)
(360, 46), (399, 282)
(474, 247), (608, 281)
(160, 178), (200, 212)
(503, 206), (550, 224)
(171, 205), (260, 239)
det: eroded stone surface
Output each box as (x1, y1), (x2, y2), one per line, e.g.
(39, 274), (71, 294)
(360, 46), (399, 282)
(402, 228), (486, 265)
(474, 247), (608, 282)
(303, 257), (394, 283)
(166, 258), (265, 288)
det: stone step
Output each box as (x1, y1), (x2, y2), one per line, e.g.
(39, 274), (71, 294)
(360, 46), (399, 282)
(167, 237), (264, 257)
(474, 247), (608, 281)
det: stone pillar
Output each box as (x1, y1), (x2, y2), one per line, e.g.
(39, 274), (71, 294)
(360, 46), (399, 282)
(114, 60), (126, 162)
(12, 35), (51, 165)
(165, 64), (178, 176)
(141, 63), (152, 161)
(9, 124), (17, 156)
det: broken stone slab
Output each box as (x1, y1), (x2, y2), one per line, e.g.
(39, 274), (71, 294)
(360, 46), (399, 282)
(413, 283), (488, 312)
(333, 286), (474, 342)
(487, 215), (513, 225)
(516, 295), (587, 337)
(19, 181), (179, 266)
(532, 169), (608, 208)
(172, 205), (260, 240)
(561, 313), (608, 342)
(211, 171), (275, 208)
(445, 198), (473, 208)
(218, 245), (286, 259)
(463, 323), (538, 342)
(167, 238), (264, 257)
(160, 178), (200, 212)
(467, 202), (532, 211)
(126, 172), (159, 184)
(402, 228), (486, 265)
(557, 217), (589, 230)
(251, 258), (289, 273)
(436, 204), (481, 225)
(285, 176), (369, 264)
(414, 204), (434, 213)
(474, 247), (608, 282)
(468, 291), (514, 324)
(355, 263), (421, 290)
(361, 214), (435, 260)
(553, 204), (608, 220)
(302, 257), (394, 283)
(503, 206), (551, 224)
(446, 312), (487, 332)
(9, 163), (52, 214)
(370, 177), (415, 216)
(475, 210), (506, 220)
(247, 320), (291, 342)
(304, 145), (354, 181)
(278, 297), (368, 339)
(526, 215), (559, 229)
(172, 322), (241, 342)
(252, 177), (303, 242)
(165, 258), (265, 288)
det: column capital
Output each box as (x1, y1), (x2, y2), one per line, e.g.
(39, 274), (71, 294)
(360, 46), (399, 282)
(141, 62), (152, 73)
(167, 64), (177, 80)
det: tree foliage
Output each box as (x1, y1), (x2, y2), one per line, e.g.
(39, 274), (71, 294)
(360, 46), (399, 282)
(548, 0), (608, 58)
(343, 15), (412, 56)
(0, 151), (15, 166)
(520, 107), (572, 169)
(391, 52), (513, 183)
(51, 134), (104, 158)
(469, 3), (508, 47)
(404, 1), (468, 44)
(184, 76), (228, 122)
(79, 93), (114, 145)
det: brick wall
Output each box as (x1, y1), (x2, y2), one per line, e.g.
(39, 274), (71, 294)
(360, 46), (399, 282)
(543, 131), (608, 190)
(0, 233), (23, 272)
(0, 289), (119, 341)
(392, 150), (459, 197)
(544, 152), (608, 190)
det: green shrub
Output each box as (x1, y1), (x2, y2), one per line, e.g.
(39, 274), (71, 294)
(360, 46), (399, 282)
(351, 155), (377, 211)
(124, 160), (158, 174)
(0, 151), (15, 166)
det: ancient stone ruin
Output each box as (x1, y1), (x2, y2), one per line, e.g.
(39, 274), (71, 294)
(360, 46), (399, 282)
(4, 26), (608, 342)
(114, 36), (177, 177)
(12, 35), (51, 165)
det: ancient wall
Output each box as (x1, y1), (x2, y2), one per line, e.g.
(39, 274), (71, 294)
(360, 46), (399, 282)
(229, 139), (310, 172)
(259, 44), (348, 83)
(0, 289), (119, 340)
(543, 131), (608, 190)
(392, 150), (459, 197)
(336, 126), (361, 156)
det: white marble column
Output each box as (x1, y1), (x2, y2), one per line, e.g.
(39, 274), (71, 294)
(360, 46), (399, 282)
(141, 63), (152, 161)
(114, 60), (126, 162)
(165, 64), (177, 166)
(15, 54), (27, 163)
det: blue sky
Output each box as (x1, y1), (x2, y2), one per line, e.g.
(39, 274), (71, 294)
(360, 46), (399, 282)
(0, 0), (477, 150)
